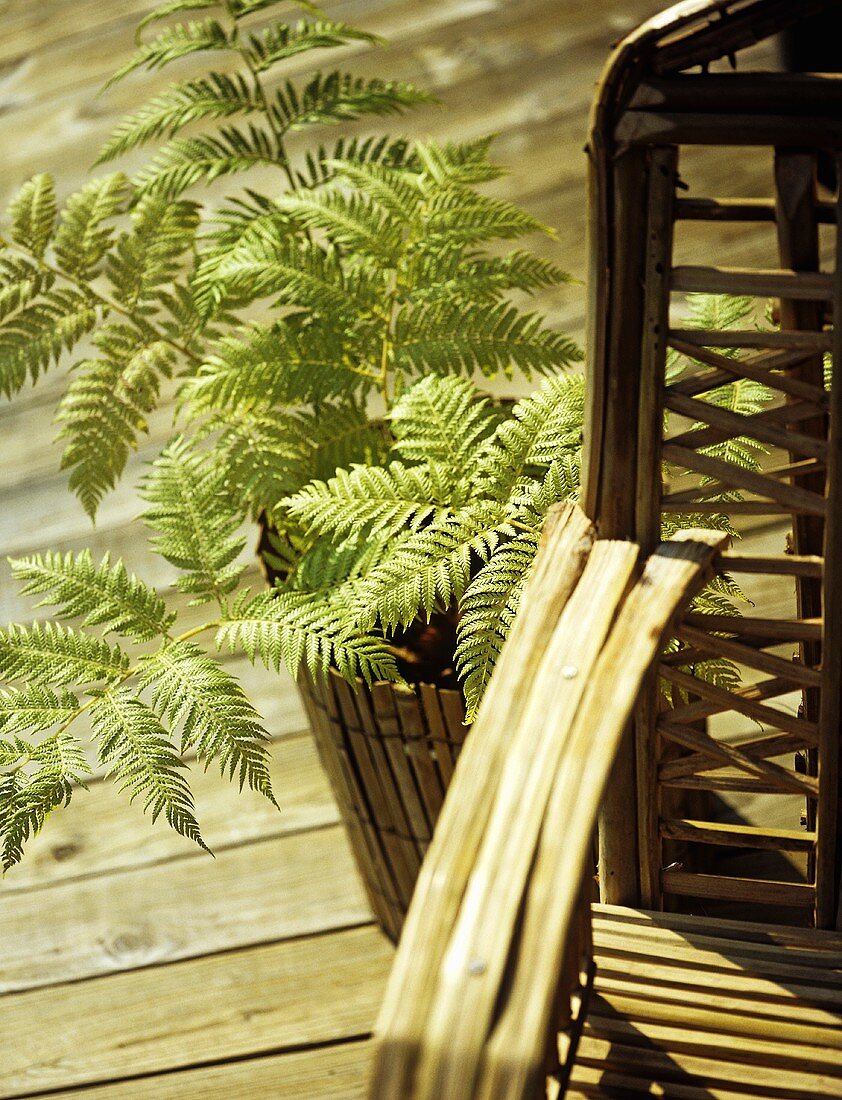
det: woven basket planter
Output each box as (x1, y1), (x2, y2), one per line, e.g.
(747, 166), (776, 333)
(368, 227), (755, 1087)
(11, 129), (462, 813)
(297, 668), (467, 941)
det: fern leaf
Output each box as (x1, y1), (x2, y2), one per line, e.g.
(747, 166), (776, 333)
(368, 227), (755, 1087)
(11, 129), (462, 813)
(10, 550), (175, 641)
(389, 376), (499, 469)
(455, 532), (538, 721)
(394, 301), (582, 380)
(423, 190), (551, 246)
(56, 335), (176, 517)
(360, 503), (509, 629)
(294, 134), (414, 189)
(414, 137), (503, 186)
(276, 188), (403, 261)
(135, 0), (218, 39)
(0, 686), (80, 736)
(52, 174), (130, 279)
(246, 20), (380, 72)
(282, 460), (447, 541)
(141, 437), (246, 606)
(97, 75), (259, 164)
(7, 174), (56, 260)
(132, 124), (280, 199)
(0, 622), (129, 687)
(0, 288), (98, 397)
(139, 640), (276, 802)
(106, 195), (200, 307)
(0, 732), (88, 872)
(181, 321), (365, 412)
(106, 19), (231, 87)
(408, 250), (571, 304)
(216, 588), (399, 685)
(91, 688), (207, 849)
(273, 72), (431, 133)
(331, 158), (424, 222)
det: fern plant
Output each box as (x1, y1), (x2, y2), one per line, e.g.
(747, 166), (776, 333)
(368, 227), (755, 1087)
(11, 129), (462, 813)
(0, 0), (768, 868)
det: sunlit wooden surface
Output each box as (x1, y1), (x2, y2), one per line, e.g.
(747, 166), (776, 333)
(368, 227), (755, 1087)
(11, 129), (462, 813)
(0, 0), (787, 1095)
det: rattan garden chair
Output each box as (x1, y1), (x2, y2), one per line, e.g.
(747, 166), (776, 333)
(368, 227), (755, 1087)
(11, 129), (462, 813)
(370, 2), (842, 1096)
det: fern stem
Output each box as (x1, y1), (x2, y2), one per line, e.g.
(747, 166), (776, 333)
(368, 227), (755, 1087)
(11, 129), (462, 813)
(227, 6), (298, 192)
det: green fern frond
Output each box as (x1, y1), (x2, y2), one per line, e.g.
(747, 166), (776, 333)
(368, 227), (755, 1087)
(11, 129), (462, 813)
(139, 640), (276, 802)
(56, 336), (176, 517)
(423, 190), (551, 246)
(106, 195), (200, 307)
(53, 174), (131, 279)
(389, 376), (499, 468)
(360, 503), (509, 630)
(0, 288), (98, 397)
(135, 0), (218, 39)
(282, 460), (448, 541)
(216, 587), (400, 685)
(408, 250), (570, 304)
(0, 732), (89, 872)
(7, 174), (56, 260)
(141, 438), (246, 606)
(245, 20), (380, 72)
(132, 125), (279, 200)
(96, 75), (260, 164)
(10, 550), (175, 641)
(294, 135), (414, 189)
(330, 158), (424, 222)
(181, 321), (364, 412)
(277, 188), (403, 260)
(91, 688), (207, 849)
(394, 301), (581, 380)
(273, 72), (431, 133)
(106, 19), (232, 88)
(414, 137), (503, 186)
(0, 686), (80, 736)
(0, 622), (129, 687)
(455, 532), (538, 722)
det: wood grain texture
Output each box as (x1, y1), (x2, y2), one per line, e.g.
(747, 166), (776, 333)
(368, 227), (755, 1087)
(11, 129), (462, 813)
(0, 925), (392, 1097)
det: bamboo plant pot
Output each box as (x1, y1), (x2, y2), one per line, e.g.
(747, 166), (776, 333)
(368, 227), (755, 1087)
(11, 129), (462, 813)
(297, 668), (467, 942)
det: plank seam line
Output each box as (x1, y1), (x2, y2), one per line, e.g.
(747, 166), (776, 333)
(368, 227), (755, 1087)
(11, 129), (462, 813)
(0, 919), (377, 1001)
(7, 1030), (374, 1098)
(0, 812), (337, 899)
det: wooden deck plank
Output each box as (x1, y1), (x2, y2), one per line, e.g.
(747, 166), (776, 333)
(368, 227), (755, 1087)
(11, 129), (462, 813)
(0, 925), (391, 1097)
(3, 733), (333, 892)
(36, 1040), (374, 1100)
(0, 824), (369, 993)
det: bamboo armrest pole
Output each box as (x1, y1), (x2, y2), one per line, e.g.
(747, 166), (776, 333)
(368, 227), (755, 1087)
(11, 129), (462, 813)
(476, 530), (727, 1100)
(369, 503), (595, 1100)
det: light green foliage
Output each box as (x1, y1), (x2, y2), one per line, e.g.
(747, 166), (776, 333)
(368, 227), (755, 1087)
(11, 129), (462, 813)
(0, 0), (763, 868)
(0, 443), (278, 870)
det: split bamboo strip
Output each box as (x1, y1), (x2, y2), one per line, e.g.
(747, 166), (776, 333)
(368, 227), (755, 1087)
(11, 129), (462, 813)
(675, 196), (836, 224)
(675, 622), (822, 688)
(617, 110), (842, 149)
(473, 533), (730, 1100)
(662, 442), (827, 515)
(657, 718), (818, 795)
(669, 328), (832, 352)
(662, 730), (814, 783)
(661, 870), (816, 908)
(660, 819), (815, 852)
(370, 503), (596, 1100)
(667, 341), (829, 405)
(671, 265), (834, 300)
(665, 391), (828, 460)
(631, 72), (842, 114)
(681, 612), (823, 641)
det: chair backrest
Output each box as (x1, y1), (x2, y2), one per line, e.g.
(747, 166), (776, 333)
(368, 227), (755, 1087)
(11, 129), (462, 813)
(582, 0), (842, 929)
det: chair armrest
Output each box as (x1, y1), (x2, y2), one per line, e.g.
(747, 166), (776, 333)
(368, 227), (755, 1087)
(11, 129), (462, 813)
(370, 503), (725, 1100)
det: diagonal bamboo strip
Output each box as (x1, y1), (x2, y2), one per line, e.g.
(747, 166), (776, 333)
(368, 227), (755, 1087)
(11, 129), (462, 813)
(662, 442), (827, 515)
(659, 664), (816, 739)
(657, 717), (819, 795)
(666, 340), (830, 406)
(473, 531), (727, 1099)
(675, 622), (822, 688)
(664, 391), (828, 460)
(369, 502), (595, 1100)
(663, 729), (816, 782)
